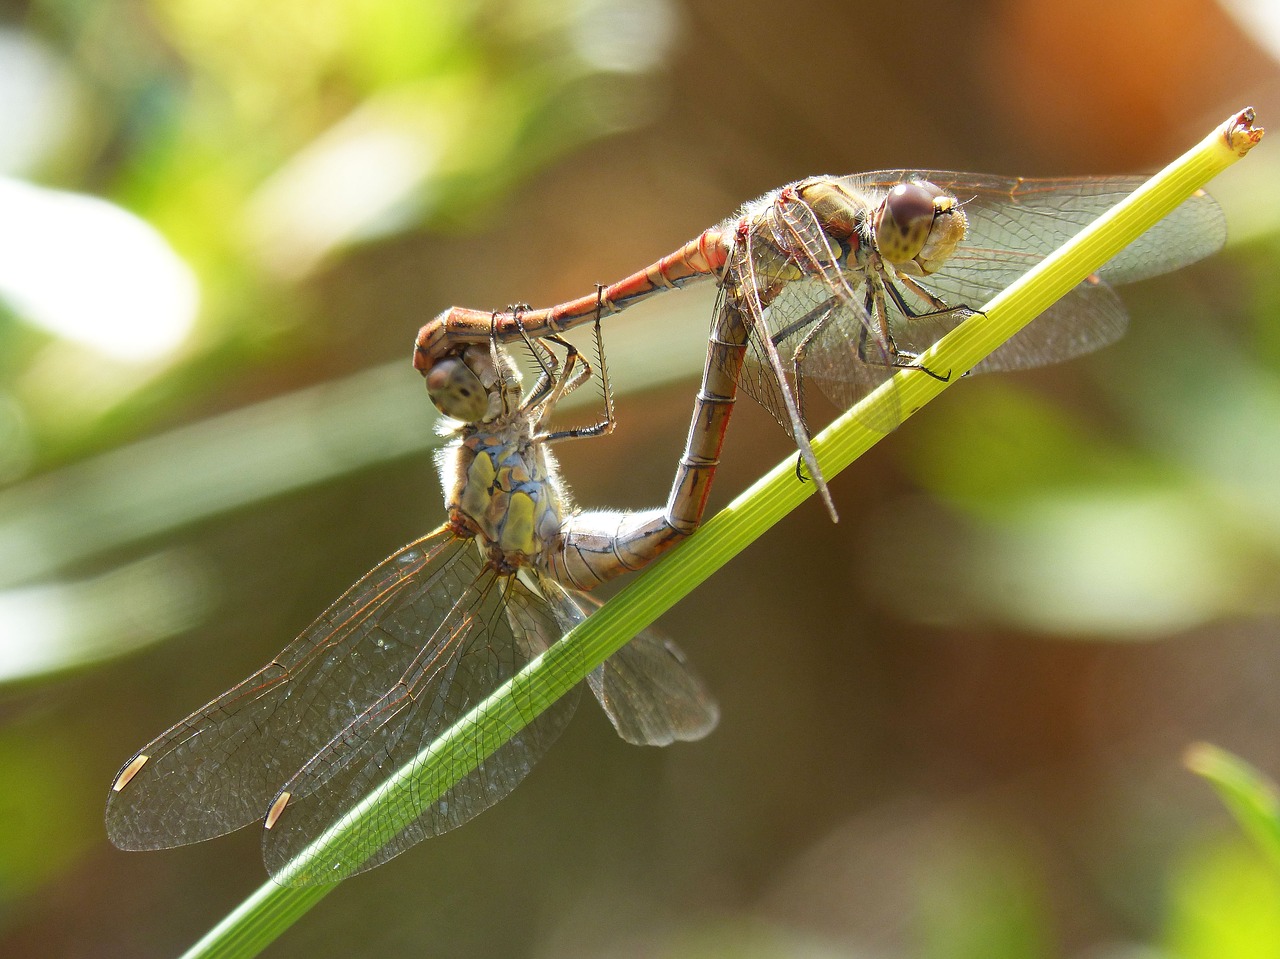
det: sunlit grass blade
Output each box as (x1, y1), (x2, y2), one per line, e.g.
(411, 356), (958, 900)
(1186, 741), (1280, 868)
(177, 108), (1264, 959)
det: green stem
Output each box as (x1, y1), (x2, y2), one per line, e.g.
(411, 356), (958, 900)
(1186, 741), (1280, 868)
(178, 108), (1263, 959)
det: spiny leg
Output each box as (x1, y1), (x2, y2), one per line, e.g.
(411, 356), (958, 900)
(529, 335), (582, 415)
(539, 290), (617, 444)
(588, 285), (616, 439)
(509, 304), (564, 409)
(738, 229), (838, 521)
(860, 282), (953, 383)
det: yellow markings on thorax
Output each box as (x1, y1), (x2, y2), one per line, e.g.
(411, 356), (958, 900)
(500, 490), (537, 554)
(460, 450), (496, 520)
(455, 438), (561, 560)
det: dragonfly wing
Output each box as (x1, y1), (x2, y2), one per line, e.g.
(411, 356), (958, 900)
(770, 195), (903, 433)
(1094, 182), (1225, 283)
(722, 278), (795, 437)
(106, 527), (471, 850)
(732, 217), (819, 445)
(835, 171), (1223, 370)
(841, 171), (1224, 283)
(550, 585), (719, 746)
(723, 228), (838, 516)
(732, 204), (901, 453)
(892, 249), (1130, 371)
(973, 278), (1127, 372)
(763, 280), (905, 431)
(262, 565), (581, 884)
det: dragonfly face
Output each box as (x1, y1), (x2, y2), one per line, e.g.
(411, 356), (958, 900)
(871, 180), (969, 276)
(794, 177), (970, 279)
(425, 343), (511, 423)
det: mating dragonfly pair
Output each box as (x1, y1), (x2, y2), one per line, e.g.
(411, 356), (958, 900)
(108, 169), (1225, 883)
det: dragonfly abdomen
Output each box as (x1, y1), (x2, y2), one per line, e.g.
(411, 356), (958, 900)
(538, 508), (682, 592)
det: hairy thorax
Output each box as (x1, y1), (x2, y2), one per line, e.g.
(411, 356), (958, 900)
(441, 426), (567, 575)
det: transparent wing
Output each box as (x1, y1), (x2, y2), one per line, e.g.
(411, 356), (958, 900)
(760, 279), (914, 430)
(731, 215), (815, 439)
(734, 198), (903, 436)
(550, 585), (719, 747)
(840, 171), (1224, 371)
(869, 267), (1129, 374)
(262, 564), (581, 884)
(106, 528), (472, 850)
(841, 171), (1225, 284)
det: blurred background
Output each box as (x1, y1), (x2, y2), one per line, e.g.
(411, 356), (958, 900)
(2, 0), (1280, 956)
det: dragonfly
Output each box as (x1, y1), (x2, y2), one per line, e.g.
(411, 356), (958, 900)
(416, 171), (1226, 516)
(107, 325), (719, 885)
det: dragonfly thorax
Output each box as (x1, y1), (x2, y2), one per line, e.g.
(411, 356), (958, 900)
(795, 178), (863, 241)
(432, 345), (568, 573)
(444, 429), (566, 573)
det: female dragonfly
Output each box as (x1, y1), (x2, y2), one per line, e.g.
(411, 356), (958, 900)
(107, 326), (718, 884)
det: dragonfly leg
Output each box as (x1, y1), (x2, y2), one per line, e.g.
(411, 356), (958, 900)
(777, 314), (828, 490)
(891, 273), (949, 315)
(788, 301), (840, 441)
(891, 353), (952, 382)
(793, 453), (809, 485)
(857, 281), (953, 382)
(514, 309), (610, 428)
(739, 231), (839, 521)
(538, 300), (618, 444)
(528, 337), (579, 412)
(855, 287), (899, 364)
(510, 305), (564, 410)
(545, 287), (612, 406)
(767, 296), (840, 440)
(882, 273), (980, 326)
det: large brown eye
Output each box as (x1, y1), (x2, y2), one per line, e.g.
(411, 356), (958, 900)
(426, 355), (488, 422)
(873, 182), (943, 265)
(872, 180), (967, 275)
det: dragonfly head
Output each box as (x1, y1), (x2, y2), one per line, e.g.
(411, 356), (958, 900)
(426, 344), (519, 424)
(873, 180), (967, 276)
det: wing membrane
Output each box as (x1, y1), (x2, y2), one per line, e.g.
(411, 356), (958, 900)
(106, 528), (471, 850)
(263, 565), (582, 884)
(841, 171), (1225, 283)
(551, 586), (719, 747)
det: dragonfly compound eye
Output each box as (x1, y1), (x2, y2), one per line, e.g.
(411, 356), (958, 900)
(873, 181), (967, 276)
(426, 355), (490, 422)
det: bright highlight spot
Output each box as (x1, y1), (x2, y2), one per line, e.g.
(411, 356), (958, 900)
(572, 0), (677, 73)
(0, 551), (210, 684)
(1218, 0), (1280, 62)
(0, 177), (199, 362)
(245, 92), (443, 278)
(973, 490), (1248, 637)
(0, 29), (76, 175)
